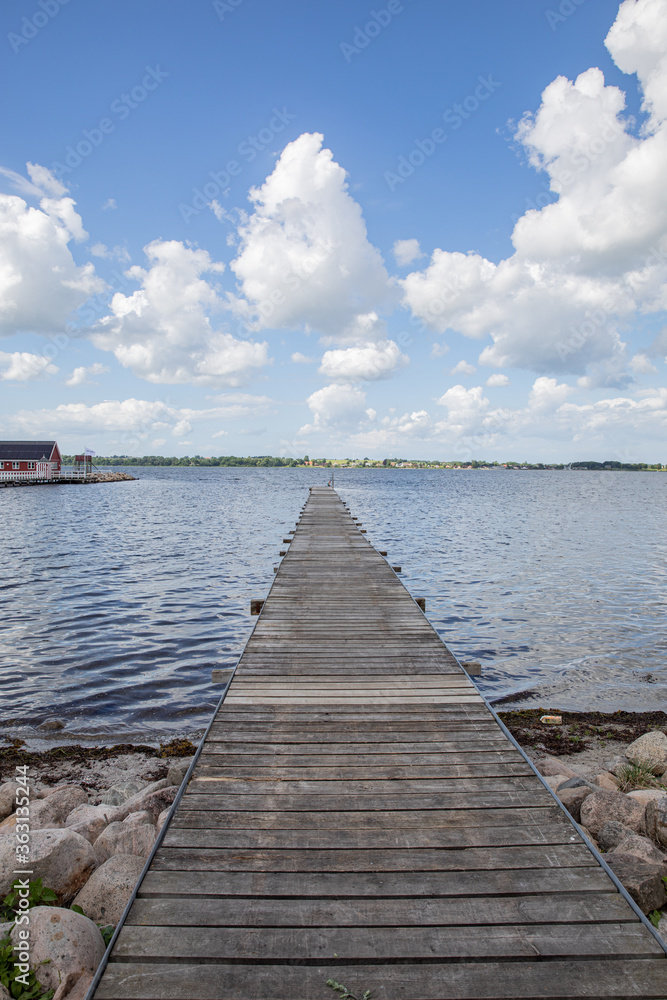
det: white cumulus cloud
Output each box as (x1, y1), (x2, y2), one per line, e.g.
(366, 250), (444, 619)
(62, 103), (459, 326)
(450, 360), (477, 376)
(92, 240), (270, 386)
(486, 373), (510, 387)
(0, 351), (58, 381)
(65, 363), (109, 386)
(229, 133), (395, 345)
(319, 340), (408, 382)
(399, 0), (667, 380)
(393, 239), (424, 266)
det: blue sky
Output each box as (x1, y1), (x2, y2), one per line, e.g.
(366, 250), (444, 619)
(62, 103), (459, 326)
(1, 0), (666, 461)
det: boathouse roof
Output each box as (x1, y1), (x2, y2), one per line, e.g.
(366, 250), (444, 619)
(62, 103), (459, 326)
(0, 441), (59, 461)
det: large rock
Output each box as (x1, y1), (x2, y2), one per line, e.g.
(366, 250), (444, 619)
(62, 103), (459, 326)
(10, 906), (105, 992)
(118, 786), (178, 824)
(579, 789), (646, 837)
(556, 785), (593, 823)
(44, 785), (88, 820)
(625, 731), (667, 775)
(99, 778), (149, 807)
(0, 783), (19, 822)
(72, 853), (146, 924)
(645, 796), (667, 848)
(605, 854), (667, 913)
(124, 810), (152, 827)
(536, 757), (578, 780)
(0, 829), (97, 902)
(611, 833), (667, 866)
(93, 821), (157, 864)
(166, 758), (193, 787)
(598, 820), (635, 851)
(65, 804), (114, 844)
(157, 808), (170, 829)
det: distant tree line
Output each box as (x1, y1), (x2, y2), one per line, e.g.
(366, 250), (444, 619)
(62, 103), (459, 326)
(60, 455), (665, 470)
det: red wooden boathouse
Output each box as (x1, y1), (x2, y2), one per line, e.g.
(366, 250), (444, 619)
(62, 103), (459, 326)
(0, 441), (61, 481)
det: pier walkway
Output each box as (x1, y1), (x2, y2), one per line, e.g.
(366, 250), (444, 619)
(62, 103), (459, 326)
(92, 486), (666, 1000)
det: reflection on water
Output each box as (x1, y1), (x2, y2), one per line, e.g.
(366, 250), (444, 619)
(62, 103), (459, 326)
(1, 467), (665, 742)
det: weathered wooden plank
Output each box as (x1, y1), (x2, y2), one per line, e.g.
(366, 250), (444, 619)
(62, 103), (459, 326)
(171, 806), (562, 830)
(151, 843), (598, 872)
(114, 921), (662, 960)
(194, 761), (534, 779)
(126, 892), (631, 927)
(92, 960), (667, 1000)
(137, 866), (619, 899)
(173, 789), (555, 811)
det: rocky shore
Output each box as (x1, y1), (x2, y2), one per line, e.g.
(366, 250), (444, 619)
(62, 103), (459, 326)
(1, 715), (666, 997)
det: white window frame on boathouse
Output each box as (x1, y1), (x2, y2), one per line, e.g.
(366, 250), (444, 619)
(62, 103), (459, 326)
(12, 462), (19, 470)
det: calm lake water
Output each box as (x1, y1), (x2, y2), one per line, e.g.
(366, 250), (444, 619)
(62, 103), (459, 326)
(1, 467), (665, 744)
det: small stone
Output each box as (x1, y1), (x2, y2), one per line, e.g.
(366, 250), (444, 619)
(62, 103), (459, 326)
(605, 854), (667, 913)
(579, 789), (646, 837)
(93, 821), (157, 864)
(10, 906), (105, 992)
(52, 971), (82, 1000)
(645, 796), (667, 848)
(0, 828), (98, 902)
(556, 785), (593, 823)
(625, 731), (667, 776)
(594, 771), (620, 791)
(166, 758), (193, 787)
(611, 834), (667, 866)
(535, 757), (579, 780)
(72, 853), (146, 924)
(38, 717), (65, 731)
(100, 778), (149, 807)
(598, 821), (636, 851)
(124, 810), (152, 826)
(658, 914), (667, 944)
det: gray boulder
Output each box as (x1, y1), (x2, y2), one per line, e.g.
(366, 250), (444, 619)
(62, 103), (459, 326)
(0, 829), (97, 902)
(93, 821), (157, 864)
(99, 778), (149, 807)
(556, 785), (593, 823)
(0, 783), (19, 822)
(124, 810), (152, 827)
(579, 789), (646, 837)
(605, 854), (667, 913)
(625, 731), (667, 775)
(543, 775), (569, 791)
(610, 833), (667, 866)
(10, 906), (104, 992)
(72, 853), (146, 924)
(598, 820), (635, 851)
(557, 776), (597, 791)
(166, 758), (193, 787)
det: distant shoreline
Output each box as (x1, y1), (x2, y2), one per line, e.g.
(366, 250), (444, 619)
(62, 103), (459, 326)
(63, 456), (666, 472)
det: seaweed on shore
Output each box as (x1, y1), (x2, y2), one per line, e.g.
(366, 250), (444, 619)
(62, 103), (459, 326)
(0, 736), (198, 770)
(498, 709), (667, 756)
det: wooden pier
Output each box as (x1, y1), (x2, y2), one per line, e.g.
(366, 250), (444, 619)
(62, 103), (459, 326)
(92, 486), (666, 1000)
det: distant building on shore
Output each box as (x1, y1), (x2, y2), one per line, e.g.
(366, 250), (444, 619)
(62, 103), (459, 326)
(0, 441), (62, 481)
